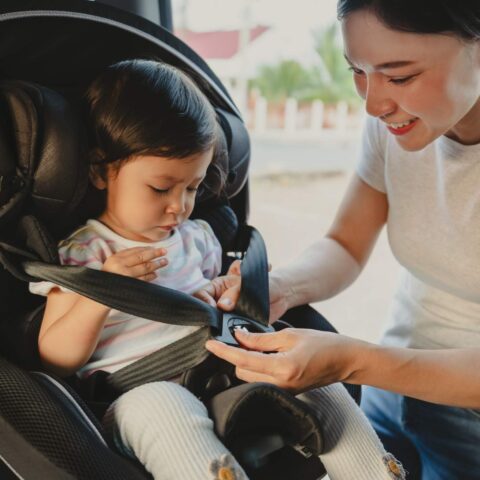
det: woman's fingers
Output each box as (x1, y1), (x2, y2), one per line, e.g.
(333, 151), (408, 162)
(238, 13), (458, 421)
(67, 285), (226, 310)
(234, 329), (287, 352)
(235, 367), (280, 385)
(205, 337), (299, 389)
(206, 330), (288, 364)
(205, 339), (275, 374)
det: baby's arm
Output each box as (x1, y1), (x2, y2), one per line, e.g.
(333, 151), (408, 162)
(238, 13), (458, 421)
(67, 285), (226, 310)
(39, 289), (111, 377)
(38, 246), (167, 377)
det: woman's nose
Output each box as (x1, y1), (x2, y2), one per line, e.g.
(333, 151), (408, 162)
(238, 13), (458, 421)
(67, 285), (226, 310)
(364, 80), (395, 119)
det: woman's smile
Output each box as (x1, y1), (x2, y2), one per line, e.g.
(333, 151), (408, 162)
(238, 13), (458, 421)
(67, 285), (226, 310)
(385, 117), (419, 136)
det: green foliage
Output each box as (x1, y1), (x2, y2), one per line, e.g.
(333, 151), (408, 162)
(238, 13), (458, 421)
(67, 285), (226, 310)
(250, 60), (313, 102)
(309, 23), (360, 104)
(250, 23), (361, 106)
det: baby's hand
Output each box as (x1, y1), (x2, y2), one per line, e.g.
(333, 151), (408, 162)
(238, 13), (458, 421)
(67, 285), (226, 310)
(193, 261), (242, 309)
(102, 247), (168, 282)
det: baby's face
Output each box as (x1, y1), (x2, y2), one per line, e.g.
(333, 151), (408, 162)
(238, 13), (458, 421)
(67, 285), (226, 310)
(98, 149), (213, 242)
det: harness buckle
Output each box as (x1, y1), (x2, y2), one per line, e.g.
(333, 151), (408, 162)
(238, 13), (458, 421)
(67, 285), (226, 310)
(213, 312), (274, 346)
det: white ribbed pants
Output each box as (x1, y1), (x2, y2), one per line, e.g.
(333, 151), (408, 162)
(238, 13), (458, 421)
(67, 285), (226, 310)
(103, 382), (404, 480)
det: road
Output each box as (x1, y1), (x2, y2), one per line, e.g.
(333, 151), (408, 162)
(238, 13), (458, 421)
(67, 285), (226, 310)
(249, 130), (362, 176)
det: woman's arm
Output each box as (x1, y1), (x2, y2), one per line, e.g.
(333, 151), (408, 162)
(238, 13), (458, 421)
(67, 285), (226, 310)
(206, 329), (480, 409)
(38, 245), (167, 377)
(270, 173), (388, 311)
(352, 342), (480, 408)
(199, 174), (389, 320)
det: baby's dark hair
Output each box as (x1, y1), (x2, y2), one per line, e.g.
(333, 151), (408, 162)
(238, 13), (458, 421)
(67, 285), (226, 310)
(85, 59), (226, 195)
(337, 0), (480, 40)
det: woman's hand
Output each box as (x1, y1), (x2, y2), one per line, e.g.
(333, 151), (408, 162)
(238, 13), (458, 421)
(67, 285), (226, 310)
(205, 327), (365, 393)
(102, 246), (168, 281)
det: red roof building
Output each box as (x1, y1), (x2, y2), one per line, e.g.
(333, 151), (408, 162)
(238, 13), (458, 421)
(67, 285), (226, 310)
(176, 26), (269, 60)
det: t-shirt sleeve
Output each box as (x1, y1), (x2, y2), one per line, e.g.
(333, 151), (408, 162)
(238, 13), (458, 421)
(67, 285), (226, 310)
(191, 219), (222, 280)
(29, 232), (108, 297)
(356, 115), (387, 193)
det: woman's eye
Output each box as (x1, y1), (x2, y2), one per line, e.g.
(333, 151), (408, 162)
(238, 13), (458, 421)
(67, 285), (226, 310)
(348, 66), (364, 76)
(388, 75), (416, 85)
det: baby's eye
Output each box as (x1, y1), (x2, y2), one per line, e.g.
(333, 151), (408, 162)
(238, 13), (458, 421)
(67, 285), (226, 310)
(150, 186), (169, 195)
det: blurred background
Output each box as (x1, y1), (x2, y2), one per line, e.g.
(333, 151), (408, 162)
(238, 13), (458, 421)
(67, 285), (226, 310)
(171, 0), (400, 341)
(171, 0), (400, 343)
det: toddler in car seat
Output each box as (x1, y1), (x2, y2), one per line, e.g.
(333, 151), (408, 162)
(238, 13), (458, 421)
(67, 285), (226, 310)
(29, 59), (403, 480)
(30, 59), (248, 480)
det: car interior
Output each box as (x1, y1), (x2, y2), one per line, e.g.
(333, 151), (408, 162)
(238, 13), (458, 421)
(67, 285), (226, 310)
(0, 1), (360, 479)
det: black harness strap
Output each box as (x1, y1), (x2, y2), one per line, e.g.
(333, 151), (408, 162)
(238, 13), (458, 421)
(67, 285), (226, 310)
(108, 225), (272, 392)
(108, 326), (211, 392)
(7, 225), (270, 393)
(235, 226), (270, 325)
(23, 261), (222, 328)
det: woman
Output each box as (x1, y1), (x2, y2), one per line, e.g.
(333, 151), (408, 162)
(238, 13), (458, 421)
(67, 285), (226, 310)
(203, 1), (480, 478)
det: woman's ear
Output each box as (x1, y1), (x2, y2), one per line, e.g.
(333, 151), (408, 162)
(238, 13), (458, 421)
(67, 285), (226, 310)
(89, 165), (107, 190)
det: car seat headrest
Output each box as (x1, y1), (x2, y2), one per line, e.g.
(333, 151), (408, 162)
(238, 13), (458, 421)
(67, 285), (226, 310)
(0, 81), (88, 230)
(0, 82), (248, 237)
(216, 109), (250, 198)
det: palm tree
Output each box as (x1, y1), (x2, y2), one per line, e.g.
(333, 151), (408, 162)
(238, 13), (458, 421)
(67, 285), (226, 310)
(308, 23), (360, 105)
(249, 23), (360, 106)
(250, 60), (313, 102)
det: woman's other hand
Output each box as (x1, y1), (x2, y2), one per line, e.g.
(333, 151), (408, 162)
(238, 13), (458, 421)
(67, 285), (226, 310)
(205, 327), (365, 393)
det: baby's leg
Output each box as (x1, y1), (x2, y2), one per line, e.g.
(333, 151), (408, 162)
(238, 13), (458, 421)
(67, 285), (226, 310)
(103, 382), (248, 480)
(297, 384), (405, 480)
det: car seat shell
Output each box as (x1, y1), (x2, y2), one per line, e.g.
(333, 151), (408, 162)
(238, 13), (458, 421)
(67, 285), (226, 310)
(0, 3), (351, 479)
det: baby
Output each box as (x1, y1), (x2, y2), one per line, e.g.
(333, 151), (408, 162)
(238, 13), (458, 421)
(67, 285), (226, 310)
(30, 59), (247, 480)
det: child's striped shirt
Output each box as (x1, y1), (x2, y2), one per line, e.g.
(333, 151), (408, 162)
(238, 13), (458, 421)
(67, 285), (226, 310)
(30, 218), (222, 378)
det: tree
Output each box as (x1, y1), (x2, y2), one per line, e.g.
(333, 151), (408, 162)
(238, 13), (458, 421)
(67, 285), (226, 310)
(250, 60), (313, 102)
(249, 23), (360, 106)
(308, 23), (360, 105)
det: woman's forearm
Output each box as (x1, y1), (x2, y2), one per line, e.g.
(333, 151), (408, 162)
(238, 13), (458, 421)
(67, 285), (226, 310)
(39, 297), (110, 376)
(348, 342), (480, 408)
(270, 237), (362, 310)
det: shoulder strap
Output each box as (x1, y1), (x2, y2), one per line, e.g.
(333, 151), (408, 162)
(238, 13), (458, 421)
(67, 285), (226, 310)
(1, 223), (272, 390)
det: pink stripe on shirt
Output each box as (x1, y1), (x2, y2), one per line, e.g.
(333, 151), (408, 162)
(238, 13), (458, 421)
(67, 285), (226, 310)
(96, 321), (164, 350)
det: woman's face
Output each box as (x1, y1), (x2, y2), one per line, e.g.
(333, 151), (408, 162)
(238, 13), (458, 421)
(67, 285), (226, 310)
(341, 9), (480, 150)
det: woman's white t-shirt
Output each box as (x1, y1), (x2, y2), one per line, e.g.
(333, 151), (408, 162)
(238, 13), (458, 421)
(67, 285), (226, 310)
(357, 116), (480, 349)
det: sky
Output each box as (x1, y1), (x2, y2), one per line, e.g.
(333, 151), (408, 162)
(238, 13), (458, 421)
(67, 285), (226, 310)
(173, 0), (341, 68)
(173, 0), (338, 32)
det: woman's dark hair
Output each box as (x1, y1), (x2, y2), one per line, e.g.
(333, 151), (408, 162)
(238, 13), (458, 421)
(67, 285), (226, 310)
(85, 59), (226, 195)
(337, 0), (480, 40)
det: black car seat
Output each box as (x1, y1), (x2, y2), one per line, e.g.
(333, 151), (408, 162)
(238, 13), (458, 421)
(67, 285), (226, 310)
(0, 79), (336, 480)
(0, 2), (359, 478)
